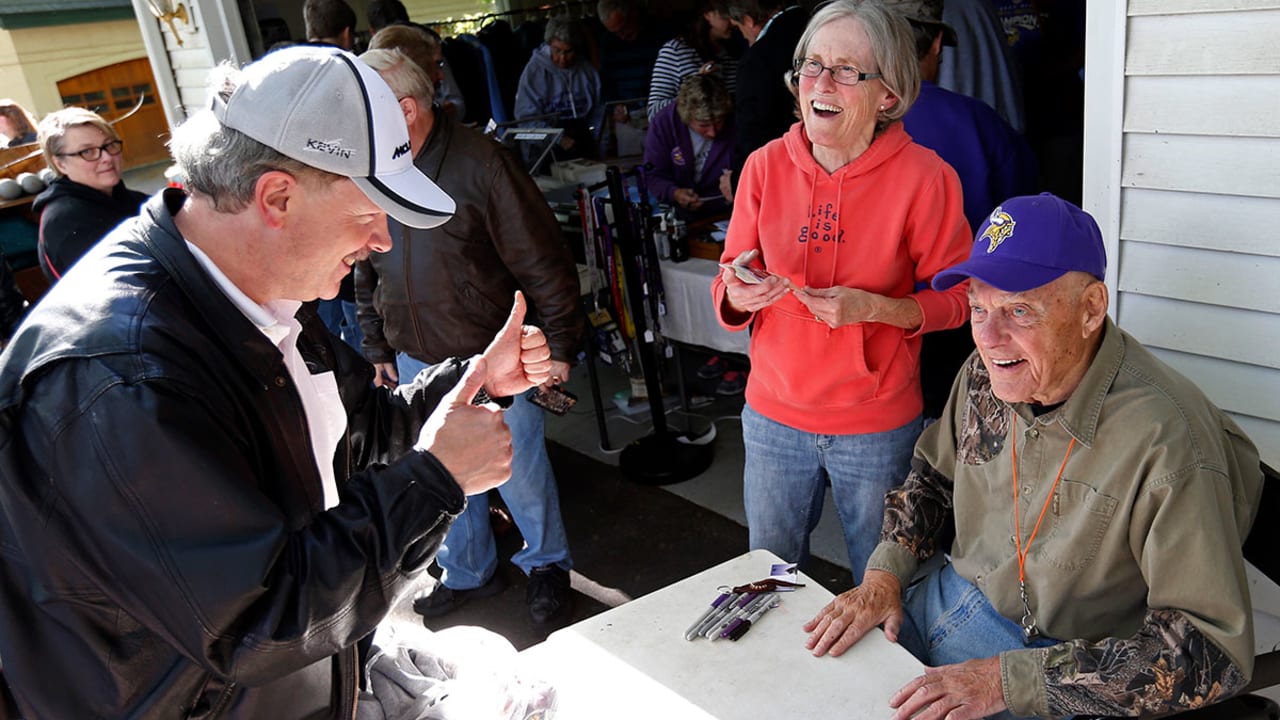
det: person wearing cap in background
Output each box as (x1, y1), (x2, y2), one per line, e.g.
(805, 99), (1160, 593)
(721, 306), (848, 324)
(885, 0), (1038, 421)
(0, 45), (557, 719)
(804, 193), (1263, 719)
(357, 46), (582, 627)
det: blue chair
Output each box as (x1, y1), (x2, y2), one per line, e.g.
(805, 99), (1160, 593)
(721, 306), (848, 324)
(458, 33), (510, 125)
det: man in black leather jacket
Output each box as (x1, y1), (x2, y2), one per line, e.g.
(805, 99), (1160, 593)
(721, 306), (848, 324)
(0, 46), (553, 719)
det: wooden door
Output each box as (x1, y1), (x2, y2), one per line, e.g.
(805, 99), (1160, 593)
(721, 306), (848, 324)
(56, 58), (170, 169)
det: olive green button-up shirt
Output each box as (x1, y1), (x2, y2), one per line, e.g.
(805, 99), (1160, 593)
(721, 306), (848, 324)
(867, 319), (1263, 717)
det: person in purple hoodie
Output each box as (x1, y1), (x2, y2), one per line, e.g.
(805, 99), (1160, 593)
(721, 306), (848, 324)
(643, 73), (735, 218)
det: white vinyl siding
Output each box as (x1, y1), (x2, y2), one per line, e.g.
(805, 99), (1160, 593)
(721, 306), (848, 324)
(1085, 1), (1280, 468)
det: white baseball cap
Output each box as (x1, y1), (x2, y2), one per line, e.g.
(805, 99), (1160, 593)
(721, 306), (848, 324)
(211, 45), (455, 228)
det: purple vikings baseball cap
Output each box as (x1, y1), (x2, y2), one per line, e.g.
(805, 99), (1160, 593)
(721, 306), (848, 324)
(932, 193), (1106, 292)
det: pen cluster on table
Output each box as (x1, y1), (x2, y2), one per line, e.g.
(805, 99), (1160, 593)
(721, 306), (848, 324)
(684, 590), (780, 642)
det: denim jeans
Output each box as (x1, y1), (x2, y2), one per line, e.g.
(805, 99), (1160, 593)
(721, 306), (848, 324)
(397, 353), (572, 590)
(741, 404), (920, 581)
(317, 299), (363, 354)
(898, 561), (1059, 720)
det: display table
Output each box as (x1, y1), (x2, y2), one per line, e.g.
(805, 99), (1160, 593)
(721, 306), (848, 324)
(657, 257), (749, 356)
(520, 550), (924, 719)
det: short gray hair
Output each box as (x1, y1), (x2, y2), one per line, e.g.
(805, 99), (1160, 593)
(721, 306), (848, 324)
(792, 0), (920, 128)
(168, 62), (338, 213)
(361, 47), (435, 107)
(544, 15), (587, 48)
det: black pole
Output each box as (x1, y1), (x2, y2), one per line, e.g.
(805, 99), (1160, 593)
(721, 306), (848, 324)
(606, 165), (668, 436)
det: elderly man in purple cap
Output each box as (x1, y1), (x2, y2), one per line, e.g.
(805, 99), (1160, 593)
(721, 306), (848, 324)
(803, 193), (1262, 719)
(0, 46), (556, 719)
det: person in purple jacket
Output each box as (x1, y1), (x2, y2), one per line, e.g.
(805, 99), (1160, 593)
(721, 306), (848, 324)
(643, 73), (734, 219)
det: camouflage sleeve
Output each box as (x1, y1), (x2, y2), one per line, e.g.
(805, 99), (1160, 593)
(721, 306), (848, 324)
(880, 458), (955, 561)
(1041, 608), (1247, 717)
(880, 354), (1003, 560)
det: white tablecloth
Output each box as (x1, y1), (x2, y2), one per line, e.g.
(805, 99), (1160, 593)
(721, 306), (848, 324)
(657, 257), (750, 356)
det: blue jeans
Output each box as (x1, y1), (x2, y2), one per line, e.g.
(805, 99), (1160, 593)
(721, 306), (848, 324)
(397, 353), (572, 590)
(741, 404), (920, 581)
(899, 562), (1059, 720)
(317, 299), (363, 354)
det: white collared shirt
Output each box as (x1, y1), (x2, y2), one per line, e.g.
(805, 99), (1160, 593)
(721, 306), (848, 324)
(185, 241), (347, 510)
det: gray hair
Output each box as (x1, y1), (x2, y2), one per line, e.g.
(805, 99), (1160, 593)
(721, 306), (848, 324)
(792, 0), (920, 128)
(168, 63), (338, 213)
(544, 15), (587, 48)
(360, 48), (435, 107)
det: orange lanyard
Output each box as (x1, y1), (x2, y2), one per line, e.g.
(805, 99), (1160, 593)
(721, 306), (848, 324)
(1010, 414), (1075, 642)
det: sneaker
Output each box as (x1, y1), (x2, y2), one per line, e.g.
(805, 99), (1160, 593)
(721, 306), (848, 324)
(696, 355), (729, 380)
(413, 572), (507, 619)
(715, 370), (747, 395)
(526, 565), (572, 625)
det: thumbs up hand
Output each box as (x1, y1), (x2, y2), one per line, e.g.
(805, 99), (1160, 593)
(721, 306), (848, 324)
(482, 290), (553, 397)
(415, 356), (512, 495)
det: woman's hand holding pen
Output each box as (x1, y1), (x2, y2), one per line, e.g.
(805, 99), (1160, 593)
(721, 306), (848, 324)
(794, 285), (881, 328)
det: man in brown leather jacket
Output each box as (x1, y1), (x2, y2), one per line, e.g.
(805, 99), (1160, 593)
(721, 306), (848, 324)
(358, 47), (584, 626)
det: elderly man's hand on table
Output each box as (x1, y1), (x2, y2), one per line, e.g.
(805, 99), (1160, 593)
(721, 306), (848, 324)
(481, 291), (554, 397)
(889, 657), (1006, 720)
(803, 569), (903, 656)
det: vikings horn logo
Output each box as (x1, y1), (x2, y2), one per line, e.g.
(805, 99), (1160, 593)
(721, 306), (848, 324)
(981, 207), (1016, 254)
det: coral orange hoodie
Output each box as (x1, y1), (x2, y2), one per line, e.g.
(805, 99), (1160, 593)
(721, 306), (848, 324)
(712, 122), (971, 435)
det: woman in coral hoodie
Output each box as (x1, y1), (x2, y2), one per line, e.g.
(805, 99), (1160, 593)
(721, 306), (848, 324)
(711, 0), (971, 581)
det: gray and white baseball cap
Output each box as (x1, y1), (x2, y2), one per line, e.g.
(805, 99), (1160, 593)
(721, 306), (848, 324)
(211, 45), (455, 228)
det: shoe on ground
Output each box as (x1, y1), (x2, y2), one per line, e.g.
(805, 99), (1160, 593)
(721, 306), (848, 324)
(696, 355), (729, 380)
(526, 564), (572, 626)
(413, 572), (506, 619)
(716, 370), (747, 395)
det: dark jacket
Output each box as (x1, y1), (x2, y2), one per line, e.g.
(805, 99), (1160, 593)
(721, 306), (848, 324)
(0, 250), (26, 343)
(730, 5), (809, 187)
(355, 107), (583, 365)
(0, 189), (469, 719)
(31, 174), (148, 282)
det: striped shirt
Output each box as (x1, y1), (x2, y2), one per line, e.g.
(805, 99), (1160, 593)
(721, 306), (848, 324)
(646, 38), (738, 119)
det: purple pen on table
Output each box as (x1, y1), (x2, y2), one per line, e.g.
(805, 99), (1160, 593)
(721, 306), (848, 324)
(717, 592), (773, 640)
(707, 592), (763, 640)
(729, 595), (781, 641)
(691, 591), (743, 640)
(685, 590), (733, 640)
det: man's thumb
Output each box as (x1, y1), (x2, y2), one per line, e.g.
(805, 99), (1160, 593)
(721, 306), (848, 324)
(449, 355), (489, 406)
(497, 290), (527, 343)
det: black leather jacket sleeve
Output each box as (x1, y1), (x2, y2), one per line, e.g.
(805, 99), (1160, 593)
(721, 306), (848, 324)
(352, 258), (395, 365)
(17, 346), (466, 687)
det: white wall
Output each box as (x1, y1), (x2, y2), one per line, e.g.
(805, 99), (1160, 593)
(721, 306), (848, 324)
(1084, 0), (1280, 469)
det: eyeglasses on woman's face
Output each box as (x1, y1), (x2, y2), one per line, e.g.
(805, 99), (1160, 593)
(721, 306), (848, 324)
(794, 58), (881, 86)
(58, 139), (124, 162)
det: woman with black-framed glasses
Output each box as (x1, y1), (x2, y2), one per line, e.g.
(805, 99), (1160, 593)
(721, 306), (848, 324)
(32, 107), (148, 283)
(711, 0), (973, 586)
